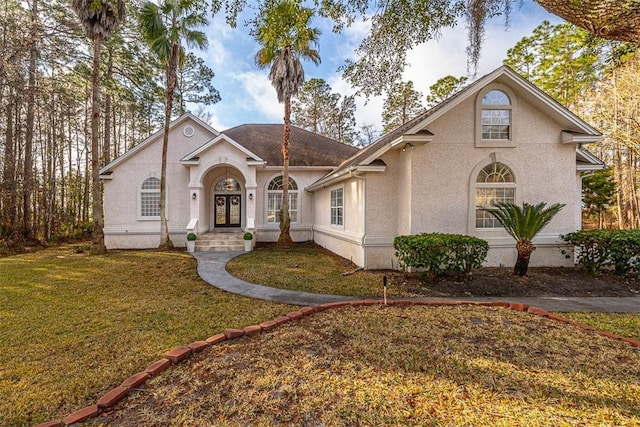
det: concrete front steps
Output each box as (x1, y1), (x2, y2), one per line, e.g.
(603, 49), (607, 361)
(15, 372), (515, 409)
(194, 230), (245, 252)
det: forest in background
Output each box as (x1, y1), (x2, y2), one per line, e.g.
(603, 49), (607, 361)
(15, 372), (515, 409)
(0, 0), (219, 252)
(1, 0), (639, 255)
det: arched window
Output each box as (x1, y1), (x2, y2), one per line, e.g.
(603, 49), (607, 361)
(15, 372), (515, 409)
(481, 89), (511, 140)
(214, 177), (241, 192)
(140, 177), (161, 218)
(475, 162), (515, 229)
(267, 176), (298, 224)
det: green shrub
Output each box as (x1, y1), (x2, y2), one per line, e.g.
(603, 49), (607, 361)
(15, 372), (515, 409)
(562, 229), (640, 275)
(186, 232), (197, 241)
(394, 233), (489, 279)
(243, 232), (253, 240)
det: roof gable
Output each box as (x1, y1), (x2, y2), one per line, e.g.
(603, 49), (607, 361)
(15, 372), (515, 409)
(327, 65), (602, 177)
(180, 133), (264, 163)
(100, 113), (219, 175)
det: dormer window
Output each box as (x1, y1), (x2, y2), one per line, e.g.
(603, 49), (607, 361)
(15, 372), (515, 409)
(476, 85), (515, 148)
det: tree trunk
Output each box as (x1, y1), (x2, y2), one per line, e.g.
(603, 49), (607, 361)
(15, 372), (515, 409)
(90, 34), (107, 254)
(277, 95), (293, 247)
(103, 47), (113, 166)
(23, 0), (38, 241)
(534, 0), (640, 44)
(2, 91), (17, 234)
(158, 44), (178, 250)
(513, 240), (535, 277)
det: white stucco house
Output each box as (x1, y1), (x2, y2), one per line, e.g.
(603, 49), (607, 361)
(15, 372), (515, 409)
(100, 65), (604, 269)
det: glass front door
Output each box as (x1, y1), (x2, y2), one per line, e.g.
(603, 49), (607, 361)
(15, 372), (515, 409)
(214, 194), (241, 227)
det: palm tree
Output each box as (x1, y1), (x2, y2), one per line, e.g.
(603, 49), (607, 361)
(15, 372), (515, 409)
(486, 202), (565, 276)
(139, 0), (208, 249)
(72, 0), (126, 254)
(254, 0), (321, 247)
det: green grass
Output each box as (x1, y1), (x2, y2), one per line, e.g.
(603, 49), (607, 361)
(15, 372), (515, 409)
(226, 244), (402, 297)
(560, 312), (640, 341)
(0, 245), (293, 426)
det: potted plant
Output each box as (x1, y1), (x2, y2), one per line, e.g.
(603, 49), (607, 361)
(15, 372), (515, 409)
(243, 232), (253, 252)
(186, 232), (197, 253)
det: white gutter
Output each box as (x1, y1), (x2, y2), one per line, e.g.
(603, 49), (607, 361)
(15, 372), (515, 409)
(307, 164), (385, 192)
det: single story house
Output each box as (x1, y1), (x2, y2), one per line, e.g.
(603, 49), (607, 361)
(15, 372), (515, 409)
(100, 65), (604, 269)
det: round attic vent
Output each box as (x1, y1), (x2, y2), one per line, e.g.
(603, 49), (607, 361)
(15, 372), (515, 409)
(183, 125), (195, 137)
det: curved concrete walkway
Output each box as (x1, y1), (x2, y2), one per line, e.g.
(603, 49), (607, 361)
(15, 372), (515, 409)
(193, 251), (640, 313)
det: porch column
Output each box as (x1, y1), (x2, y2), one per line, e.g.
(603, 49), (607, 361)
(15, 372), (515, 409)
(246, 185), (257, 230)
(188, 185), (202, 233)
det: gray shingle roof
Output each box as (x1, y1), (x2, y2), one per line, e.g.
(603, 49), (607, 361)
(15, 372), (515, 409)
(221, 124), (359, 167)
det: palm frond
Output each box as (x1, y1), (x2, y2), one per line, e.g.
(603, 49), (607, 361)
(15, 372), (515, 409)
(253, 0), (321, 104)
(485, 202), (565, 241)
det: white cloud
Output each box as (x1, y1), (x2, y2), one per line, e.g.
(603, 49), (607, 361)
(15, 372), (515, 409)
(403, 7), (561, 99)
(232, 71), (283, 122)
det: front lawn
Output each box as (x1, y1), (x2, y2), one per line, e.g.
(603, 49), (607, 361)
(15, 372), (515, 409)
(93, 304), (640, 425)
(2, 244), (639, 426)
(0, 246), (293, 426)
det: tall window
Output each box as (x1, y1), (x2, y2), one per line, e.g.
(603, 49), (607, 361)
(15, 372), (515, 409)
(475, 162), (515, 228)
(267, 176), (298, 224)
(331, 188), (343, 226)
(140, 177), (161, 218)
(481, 89), (511, 140)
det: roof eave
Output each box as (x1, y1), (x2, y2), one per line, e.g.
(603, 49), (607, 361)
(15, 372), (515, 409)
(578, 163), (606, 171)
(359, 134), (434, 166)
(562, 131), (603, 144)
(307, 164), (386, 192)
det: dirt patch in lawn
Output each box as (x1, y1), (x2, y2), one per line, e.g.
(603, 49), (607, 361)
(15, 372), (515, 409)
(375, 266), (640, 298)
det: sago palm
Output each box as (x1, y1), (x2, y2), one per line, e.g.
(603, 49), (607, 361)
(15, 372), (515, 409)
(72, 0), (126, 254)
(139, 0), (208, 248)
(253, 0), (321, 247)
(486, 201), (565, 276)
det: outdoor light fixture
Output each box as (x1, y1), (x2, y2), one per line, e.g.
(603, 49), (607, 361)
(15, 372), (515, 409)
(402, 143), (414, 152)
(249, 193), (253, 200)
(192, 192), (197, 200)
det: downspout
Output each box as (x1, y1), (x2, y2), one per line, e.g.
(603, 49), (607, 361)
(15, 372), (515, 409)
(307, 187), (315, 241)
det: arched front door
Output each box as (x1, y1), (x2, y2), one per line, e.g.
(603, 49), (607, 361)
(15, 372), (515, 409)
(213, 176), (241, 228)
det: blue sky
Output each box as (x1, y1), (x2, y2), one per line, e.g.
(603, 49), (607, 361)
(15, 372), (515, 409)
(198, 1), (562, 134)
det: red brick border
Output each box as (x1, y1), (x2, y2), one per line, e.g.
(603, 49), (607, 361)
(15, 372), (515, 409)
(97, 386), (129, 409)
(37, 298), (640, 426)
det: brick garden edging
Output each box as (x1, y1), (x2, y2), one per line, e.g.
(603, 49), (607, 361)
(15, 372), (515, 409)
(34, 299), (640, 427)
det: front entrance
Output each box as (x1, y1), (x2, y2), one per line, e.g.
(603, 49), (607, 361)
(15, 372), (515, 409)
(214, 194), (241, 227)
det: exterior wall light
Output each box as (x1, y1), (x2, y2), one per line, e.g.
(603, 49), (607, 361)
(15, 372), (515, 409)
(192, 192), (197, 200)
(248, 193), (253, 200)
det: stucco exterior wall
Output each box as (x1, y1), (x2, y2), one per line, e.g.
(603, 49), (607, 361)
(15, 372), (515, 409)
(312, 177), (366, 266)
(359, 80), (583, 269)
(103, 119), (215, 249)
(255, 169), (330, 242)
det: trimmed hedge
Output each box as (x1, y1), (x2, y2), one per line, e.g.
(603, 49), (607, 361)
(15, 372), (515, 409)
(394, 233), (489, 278)
(562, 229), (640, 275)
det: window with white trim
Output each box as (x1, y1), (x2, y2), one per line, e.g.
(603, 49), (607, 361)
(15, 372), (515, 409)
(330, 188), (343, 226)
(475, 162), (515, 228)
(481, 89), (511, 140)
(267, 176), (298, 224)
(140, 177), (161, 218)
